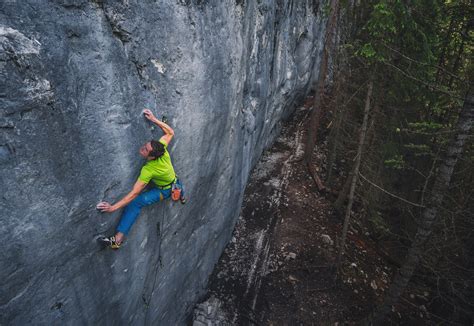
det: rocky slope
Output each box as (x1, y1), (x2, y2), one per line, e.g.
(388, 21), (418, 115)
(0, 1), (326, 324)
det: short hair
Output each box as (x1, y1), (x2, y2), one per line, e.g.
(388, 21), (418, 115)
(149, 140), (165, 159)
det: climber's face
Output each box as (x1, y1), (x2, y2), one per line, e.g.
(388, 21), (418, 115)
(139, 142), (153, 158)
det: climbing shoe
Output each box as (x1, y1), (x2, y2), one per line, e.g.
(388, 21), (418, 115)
(98, 236), (121, 249)
(180, 196), (186, 205)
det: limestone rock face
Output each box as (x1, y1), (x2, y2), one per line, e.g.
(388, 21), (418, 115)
(0, 1), (325, 324)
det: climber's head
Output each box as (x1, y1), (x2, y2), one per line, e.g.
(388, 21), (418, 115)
(139, 140), (165, 160)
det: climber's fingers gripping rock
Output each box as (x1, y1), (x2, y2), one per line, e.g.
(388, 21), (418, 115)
(96, 201), (114, 213)
(143, 109), (156, 121)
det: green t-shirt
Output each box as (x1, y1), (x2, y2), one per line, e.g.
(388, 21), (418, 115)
(138, 139), (176, 186)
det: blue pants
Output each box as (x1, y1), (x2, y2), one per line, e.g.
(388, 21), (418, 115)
(116, 180), (185, 235)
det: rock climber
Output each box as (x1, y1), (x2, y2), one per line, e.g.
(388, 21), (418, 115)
(96, 109), (185, 249)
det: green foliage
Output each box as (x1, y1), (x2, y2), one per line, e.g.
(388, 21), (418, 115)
(366, 2), (397, 40)
(357, 43), (377, 58)
(328, 0), (473, 320)
(403, 143), (433, 156)
(407, 121), (444, 132)
(322, 1), (332, 17)
(354, 0), (439, 74)
(368, 211), (390, 236)
(384, 155), (405, 169)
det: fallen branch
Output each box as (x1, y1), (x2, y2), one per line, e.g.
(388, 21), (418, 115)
(383, 61), (463, 99)
(358, 172), (426, 208)
(307, 162), (326, 192)
(382, 43), (464, 82)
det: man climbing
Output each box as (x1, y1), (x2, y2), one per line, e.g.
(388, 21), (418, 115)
(96, 109), (184, 249)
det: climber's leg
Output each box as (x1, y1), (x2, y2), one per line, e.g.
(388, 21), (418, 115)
(115, 188), (171, 242)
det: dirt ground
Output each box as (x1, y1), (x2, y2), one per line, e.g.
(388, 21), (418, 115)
(203, 101), (436, 325)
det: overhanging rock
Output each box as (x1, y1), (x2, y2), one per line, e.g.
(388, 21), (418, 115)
(0, 1), (326, 324)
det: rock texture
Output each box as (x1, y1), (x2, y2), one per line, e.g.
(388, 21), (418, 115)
(0, 0), (326, 324)
(193, 296), (229, 325)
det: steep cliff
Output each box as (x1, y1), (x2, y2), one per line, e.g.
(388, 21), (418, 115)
(0, 0), (326, 324)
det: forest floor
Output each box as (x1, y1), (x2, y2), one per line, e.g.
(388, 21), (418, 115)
(198, 99), (435, 325)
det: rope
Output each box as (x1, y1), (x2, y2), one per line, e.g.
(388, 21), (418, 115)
(144, 206), (165, 325)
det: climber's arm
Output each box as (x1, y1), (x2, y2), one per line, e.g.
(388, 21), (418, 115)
(96, 180), (147, 212)
(143, 109), (174, 145)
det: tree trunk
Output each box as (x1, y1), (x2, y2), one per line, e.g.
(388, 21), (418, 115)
(334, 166), (352, 211)
(335, 81), (373, 272)
(448, 20), (469, 88)
(334, 100), (379, 210)
(368, 89), (474, 324)
(304, 0), (339, 167)
(435, 14), (456, 83)
(326, 75), (345, 186)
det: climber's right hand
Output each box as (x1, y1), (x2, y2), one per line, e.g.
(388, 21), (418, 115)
(143, 109), (156, 121)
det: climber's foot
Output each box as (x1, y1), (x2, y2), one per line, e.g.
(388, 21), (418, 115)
(97, 235), (121, 249)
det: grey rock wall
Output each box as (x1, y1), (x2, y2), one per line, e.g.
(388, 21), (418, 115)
(0, 0), (326, 324)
